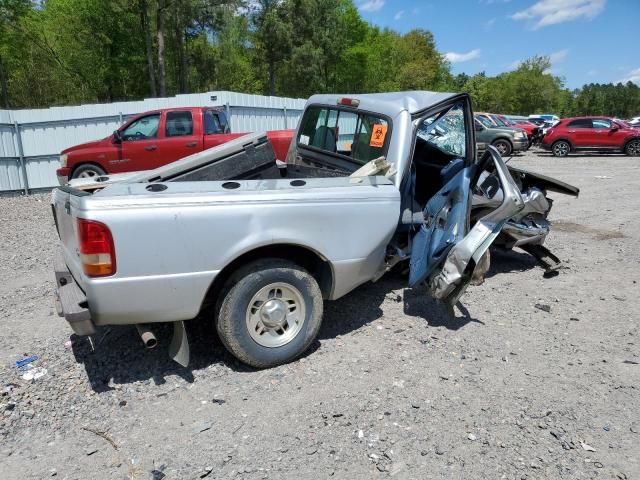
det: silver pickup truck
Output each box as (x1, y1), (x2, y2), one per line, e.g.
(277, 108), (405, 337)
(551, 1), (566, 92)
(52, 91), (576, 368)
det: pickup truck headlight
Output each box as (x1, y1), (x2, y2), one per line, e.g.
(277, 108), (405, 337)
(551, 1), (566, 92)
(515, 131), (526, 139)
(59, 154), (68, 167)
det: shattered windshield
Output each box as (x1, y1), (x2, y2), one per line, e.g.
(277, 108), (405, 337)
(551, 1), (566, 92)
(416, 103), (466, 158)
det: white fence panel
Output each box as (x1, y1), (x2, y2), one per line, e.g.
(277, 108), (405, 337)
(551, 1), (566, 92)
(0, 158), (23, 191)
(0, 91), (306, 192)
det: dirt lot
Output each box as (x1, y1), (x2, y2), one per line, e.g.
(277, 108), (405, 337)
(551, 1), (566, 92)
(0, 151), (638, 480)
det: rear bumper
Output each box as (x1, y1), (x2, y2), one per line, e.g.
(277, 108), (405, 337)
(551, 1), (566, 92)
(54, 254), (96, 336)
(56, 167), (71, 186)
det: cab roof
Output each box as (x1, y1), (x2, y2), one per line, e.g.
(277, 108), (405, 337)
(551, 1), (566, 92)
(306, 91), (463, 118)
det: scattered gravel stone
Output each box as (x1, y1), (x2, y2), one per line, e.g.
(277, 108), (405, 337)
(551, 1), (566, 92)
(0, 157), (639, 478)
(534, 303), (551, 313)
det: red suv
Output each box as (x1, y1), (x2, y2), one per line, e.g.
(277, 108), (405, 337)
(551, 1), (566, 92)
(542, 116), (640, 157)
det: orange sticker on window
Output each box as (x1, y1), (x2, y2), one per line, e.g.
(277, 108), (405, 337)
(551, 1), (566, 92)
(370, 124), (388, 148)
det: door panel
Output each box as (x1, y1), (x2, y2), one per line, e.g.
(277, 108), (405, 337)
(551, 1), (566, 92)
(573, 127), (595, 146)
(409, 166), (471, 287)
(119, 113), (163, 171)
(565, 119), (593, 147)
(409, 147), (524, 305)
(591, 119), (622, 148)
(204, 133), (246, 149)
(158, 110), (203, 162)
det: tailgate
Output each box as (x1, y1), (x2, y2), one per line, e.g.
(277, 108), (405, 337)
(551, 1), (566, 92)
(51, 186), (89, 288)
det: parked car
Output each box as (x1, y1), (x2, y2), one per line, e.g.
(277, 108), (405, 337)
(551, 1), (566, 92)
(52, 91), (577, 368)
(475, 112), (536, 145)
(474, 116), (529, 156)
(56, 106), (294, 183)
(528, 115), (559, 135)
(495, 115), (543, 145)
(626, 116), (640, 127)
(542, 116), (640, 156)
(530, 114), (559, 123)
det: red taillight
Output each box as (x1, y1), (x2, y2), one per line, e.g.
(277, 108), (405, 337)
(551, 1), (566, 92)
(77, 218), (116, 277)
(338, 98), (360, 107)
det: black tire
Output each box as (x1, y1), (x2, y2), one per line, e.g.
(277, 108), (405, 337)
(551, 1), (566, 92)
(71, 163), (106, 179)
(492, 139), (512, 157)
(551, 140), (570, 157)
(216, 259), (323, 368)
(625, 139), (640, 156)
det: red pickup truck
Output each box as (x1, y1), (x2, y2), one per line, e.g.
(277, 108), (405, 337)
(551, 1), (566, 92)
(57, 107), (294, 182)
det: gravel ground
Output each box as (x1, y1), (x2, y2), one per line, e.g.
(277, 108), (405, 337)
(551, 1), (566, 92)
(0, 151), (638, 480)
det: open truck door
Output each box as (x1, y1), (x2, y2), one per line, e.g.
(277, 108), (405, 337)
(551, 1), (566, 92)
(409, 145), (524, 306)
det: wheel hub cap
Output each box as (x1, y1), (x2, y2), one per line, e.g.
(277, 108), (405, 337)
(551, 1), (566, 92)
(246, 283), (306, 348)
(260, 299), (287, 328)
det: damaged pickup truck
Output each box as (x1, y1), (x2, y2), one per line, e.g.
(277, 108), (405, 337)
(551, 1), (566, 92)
(52, 91), (578, 368)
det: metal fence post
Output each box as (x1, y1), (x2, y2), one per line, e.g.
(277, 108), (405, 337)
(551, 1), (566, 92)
(118, 111), (123, 125)
(283, 106), (288, 129)
(13, 121), (29, 195)
(225, 102), (231, 130)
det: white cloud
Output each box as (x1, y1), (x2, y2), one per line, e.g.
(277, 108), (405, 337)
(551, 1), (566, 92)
(444, 49), (481, 63)
(549, 49), (569, 64)
(511, 0), (605, 29)
(394, 10), (404, 20)
(508, 59), (521, 70)
(359, 0), (384, 12)
(619, 68), (640, 85)
(483, 18), (496, 31)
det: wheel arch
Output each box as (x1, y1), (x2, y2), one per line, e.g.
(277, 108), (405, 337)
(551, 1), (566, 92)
(198, 243), (334, 317)
(492, 136), (513, 146)
(623, 136), (640, 149)
(70, 161), (107, 178)
(551, 138), (573, 149)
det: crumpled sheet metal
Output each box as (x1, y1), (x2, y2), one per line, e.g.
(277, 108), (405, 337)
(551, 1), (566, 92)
(511, 187), (550, 222)
(428, 150), (525, 304)
(503, 187), (551, 247)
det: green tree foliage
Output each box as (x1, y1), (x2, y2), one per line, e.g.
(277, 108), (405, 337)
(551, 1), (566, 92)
(457, 57), (640, 118)
(0, 0), (638, 118)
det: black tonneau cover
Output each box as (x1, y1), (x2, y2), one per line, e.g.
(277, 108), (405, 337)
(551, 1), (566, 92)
(508, 165), (580, 197)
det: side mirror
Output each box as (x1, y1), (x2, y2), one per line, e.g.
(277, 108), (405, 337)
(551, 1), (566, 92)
(113, 130), (122, 143)
(475, 124), (484, 132)
(610, 124), (619, 131)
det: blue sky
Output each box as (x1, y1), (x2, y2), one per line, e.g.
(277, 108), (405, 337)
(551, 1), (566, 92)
(356, 0), (640, 89)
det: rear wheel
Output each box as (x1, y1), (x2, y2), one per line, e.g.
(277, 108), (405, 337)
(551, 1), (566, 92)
(625, 139), (640, 156)
(216, 259), (323, 368)
(71, 164), (106, 179)
(492, 139), (512, 157)
(552, 140), (570, 157)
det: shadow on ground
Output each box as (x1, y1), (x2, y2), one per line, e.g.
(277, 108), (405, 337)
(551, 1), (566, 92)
(486, 248), (540, 278)
(72, 251), (539, 391)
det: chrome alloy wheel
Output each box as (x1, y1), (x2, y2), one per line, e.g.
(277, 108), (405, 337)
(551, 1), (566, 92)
(246, 283), (306, 348)
(553, 142), (570, 156)
(626, 140), (640, 156)
(77, 168), (102, 178)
